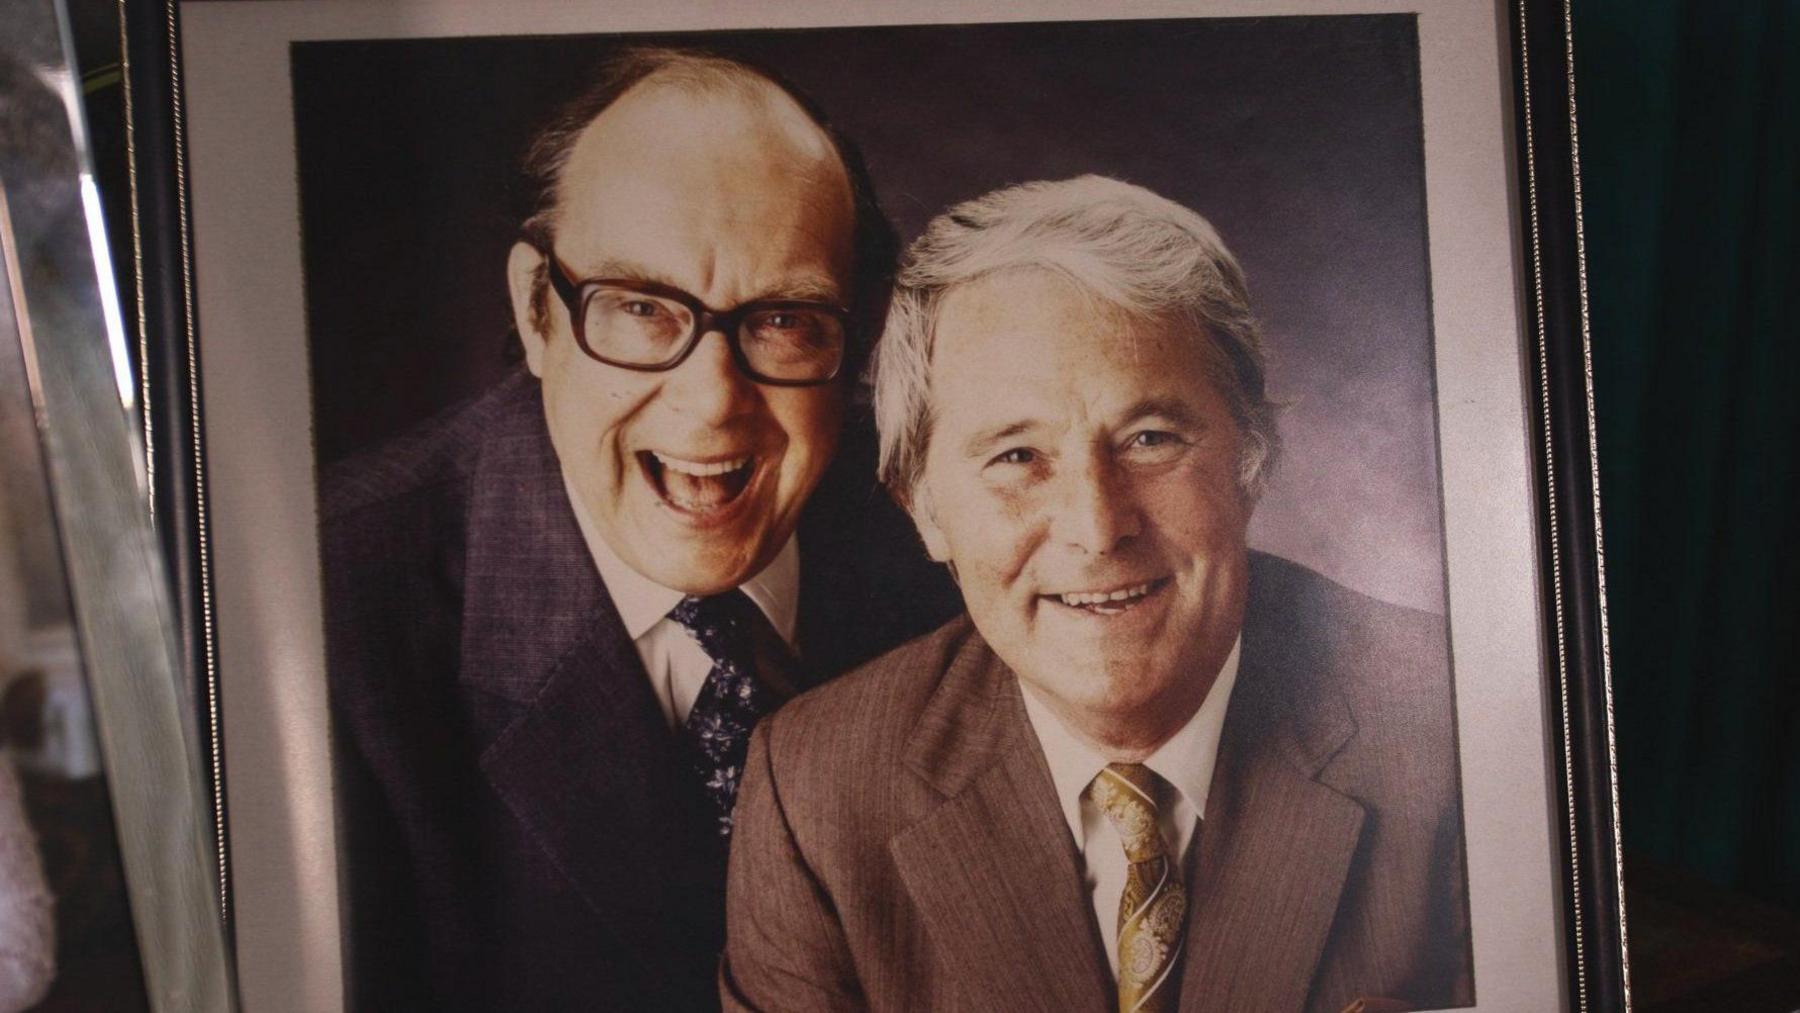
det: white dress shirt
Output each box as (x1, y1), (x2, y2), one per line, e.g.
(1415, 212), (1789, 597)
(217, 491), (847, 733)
(565, 478), (800, 729)
(1018, 636), (1242, 977)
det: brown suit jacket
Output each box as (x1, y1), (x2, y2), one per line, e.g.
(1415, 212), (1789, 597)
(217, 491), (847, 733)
(722, 553), (1472, 1012)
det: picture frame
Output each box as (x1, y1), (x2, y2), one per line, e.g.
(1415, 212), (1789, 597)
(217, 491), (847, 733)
(121, 1), (1627, 1009)
(2, 0), (233, 1007)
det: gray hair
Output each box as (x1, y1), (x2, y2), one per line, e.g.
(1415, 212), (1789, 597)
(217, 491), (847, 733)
(871, 174), (1281, 501)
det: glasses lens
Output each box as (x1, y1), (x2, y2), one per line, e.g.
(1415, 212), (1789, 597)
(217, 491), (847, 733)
(740, 307), (846, 381)
(581, 286), (694, 365)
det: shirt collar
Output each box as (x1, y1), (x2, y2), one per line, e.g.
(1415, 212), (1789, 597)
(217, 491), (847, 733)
(563, 474), (800, 646)
(1144, 634), (1240, 821)
(1020, 635), (1242, 839)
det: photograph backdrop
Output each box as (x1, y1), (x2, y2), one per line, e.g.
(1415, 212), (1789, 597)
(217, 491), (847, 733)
(293, 14), (1445, 612)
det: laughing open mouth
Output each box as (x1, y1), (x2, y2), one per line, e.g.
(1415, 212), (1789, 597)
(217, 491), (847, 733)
(642, 451), (757, 514)
(1044, 578), (1170, 615)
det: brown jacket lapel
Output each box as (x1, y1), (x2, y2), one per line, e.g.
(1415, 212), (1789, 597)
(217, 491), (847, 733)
(1177, 623), (1369, 1011)
(889, 646), (1114, 1012)
(884, 619), (1368, 1012)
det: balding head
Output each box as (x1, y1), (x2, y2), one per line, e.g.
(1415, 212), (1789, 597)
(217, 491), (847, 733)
(515, 49), (894, 360)
(547, 76), (854, 313)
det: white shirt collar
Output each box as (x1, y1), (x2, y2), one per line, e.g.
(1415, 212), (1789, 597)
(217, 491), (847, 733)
(563, 475), (800, 646)
(1020, 635), (1242, 841)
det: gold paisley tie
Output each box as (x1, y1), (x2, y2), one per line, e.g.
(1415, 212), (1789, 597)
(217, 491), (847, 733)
(1091, 763), (1187, 1013)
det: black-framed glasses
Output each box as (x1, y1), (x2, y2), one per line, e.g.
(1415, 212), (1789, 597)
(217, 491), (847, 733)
(540, 249), (849, 386)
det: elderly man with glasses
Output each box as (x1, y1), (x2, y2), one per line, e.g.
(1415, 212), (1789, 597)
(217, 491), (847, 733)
(319, 48), (954, 1011)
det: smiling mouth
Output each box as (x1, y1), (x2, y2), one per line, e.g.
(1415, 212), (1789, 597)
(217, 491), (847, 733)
(1044, 578), (1171, 616)
(641, 451), (757, 515)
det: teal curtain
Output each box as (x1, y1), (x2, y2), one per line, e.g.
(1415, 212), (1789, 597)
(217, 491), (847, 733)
(1575, 1), (1799, 906)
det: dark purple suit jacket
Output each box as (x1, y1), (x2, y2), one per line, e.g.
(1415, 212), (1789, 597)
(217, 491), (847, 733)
(320, 369), (957, 1011)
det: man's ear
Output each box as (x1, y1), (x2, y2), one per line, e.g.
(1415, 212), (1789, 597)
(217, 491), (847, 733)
(904, 482), (953, 562)
(507, 241), (550, 378)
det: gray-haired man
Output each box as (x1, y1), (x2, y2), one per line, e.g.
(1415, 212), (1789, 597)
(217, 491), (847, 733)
(723, 176), (1472, 1012)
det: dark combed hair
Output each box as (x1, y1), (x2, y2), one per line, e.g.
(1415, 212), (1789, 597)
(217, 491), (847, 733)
(511, 47), (899, 381)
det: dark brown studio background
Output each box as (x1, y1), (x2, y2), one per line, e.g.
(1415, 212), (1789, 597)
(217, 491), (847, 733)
(293, 14), (1446, 614)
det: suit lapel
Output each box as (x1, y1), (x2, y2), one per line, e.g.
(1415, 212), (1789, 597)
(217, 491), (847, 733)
(1178, 559), (1369, 1011)
(460, 380), (721, 957)
(890, 638), (1113, 1012)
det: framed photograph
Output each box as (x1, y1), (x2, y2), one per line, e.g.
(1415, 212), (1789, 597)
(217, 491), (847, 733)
(126, 0), (1625, 1009)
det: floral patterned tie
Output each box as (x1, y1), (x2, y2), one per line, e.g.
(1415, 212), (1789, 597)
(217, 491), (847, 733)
(669, 591), (777, 838)
(1091, 763), (1188, 1013)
